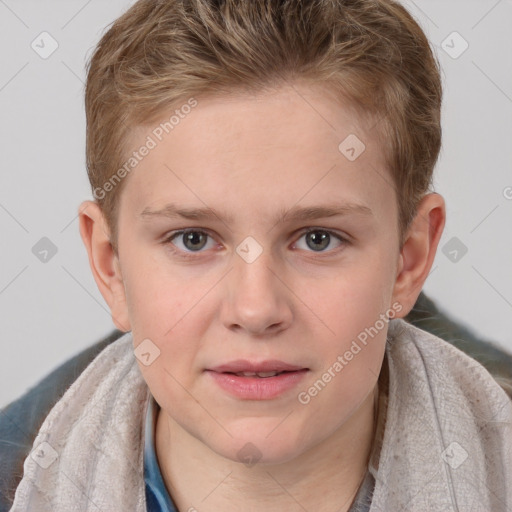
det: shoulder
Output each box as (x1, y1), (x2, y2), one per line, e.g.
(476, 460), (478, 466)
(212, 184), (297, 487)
(388, 319), (512, 404)
(405, 293), (512, 399)
(0, 330), (123, 512)
(374, 320), (512, 510)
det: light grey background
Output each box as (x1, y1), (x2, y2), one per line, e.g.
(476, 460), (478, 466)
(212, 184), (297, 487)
(1, 0), (511, 408)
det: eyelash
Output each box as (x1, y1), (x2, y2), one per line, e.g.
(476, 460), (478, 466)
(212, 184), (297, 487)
(161, 228), (350, 260)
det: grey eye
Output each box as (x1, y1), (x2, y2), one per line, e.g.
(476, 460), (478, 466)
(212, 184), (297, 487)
(182, 231), (208, 251)
(168, 230), (215, 252)
(305, 231), (331, 251)
(295, 230), (344, 252)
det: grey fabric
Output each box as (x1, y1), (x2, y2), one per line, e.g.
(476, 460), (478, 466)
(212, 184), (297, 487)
(2, 292), (511, 510)
(0, 331), (120, 511)
(6, 320), (511, 511)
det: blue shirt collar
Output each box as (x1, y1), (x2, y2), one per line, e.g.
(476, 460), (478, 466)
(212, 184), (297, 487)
(144, 396), (178, 512)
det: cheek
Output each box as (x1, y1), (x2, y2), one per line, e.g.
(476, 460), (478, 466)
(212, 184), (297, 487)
(122, 248), (190, 334)
(130, 285), (203, 408)
(300, 257), (395, 339)
(294, 324), (386, 450)
(122, 260), (207, 398)
(296, 269), (389, 422)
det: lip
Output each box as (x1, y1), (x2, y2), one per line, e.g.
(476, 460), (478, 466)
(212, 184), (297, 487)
(209, 359), (306, 373)
(206, 359), (309, 400)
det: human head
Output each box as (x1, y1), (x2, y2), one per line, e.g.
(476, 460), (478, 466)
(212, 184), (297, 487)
(84, 0), (442, 253)
(78, 0), (445, 471)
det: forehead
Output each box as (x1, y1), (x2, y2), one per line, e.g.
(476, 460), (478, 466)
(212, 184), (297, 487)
(119, 82), (397, 227)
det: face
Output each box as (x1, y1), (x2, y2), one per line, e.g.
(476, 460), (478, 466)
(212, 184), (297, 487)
(114, 82), (403, 464)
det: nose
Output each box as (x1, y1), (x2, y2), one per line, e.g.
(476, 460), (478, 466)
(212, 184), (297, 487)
(220, 247), (293, 336)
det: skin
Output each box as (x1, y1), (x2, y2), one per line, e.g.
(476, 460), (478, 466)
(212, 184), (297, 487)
(79, 82), (445, 511)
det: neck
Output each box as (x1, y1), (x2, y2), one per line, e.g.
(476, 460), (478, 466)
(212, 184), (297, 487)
(155, 385), (379, 512)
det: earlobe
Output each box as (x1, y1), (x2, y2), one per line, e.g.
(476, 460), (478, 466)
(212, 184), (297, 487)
(78, 201), (131, 332)
(392, 193), (446, 316)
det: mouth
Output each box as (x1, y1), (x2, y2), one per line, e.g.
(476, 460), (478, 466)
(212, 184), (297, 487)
(224, 370), (296, 378)
(208, 359), (308, 374)
(205, 360), (309, 400)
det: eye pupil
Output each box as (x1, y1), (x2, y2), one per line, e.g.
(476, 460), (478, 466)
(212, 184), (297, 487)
(306, 231), (330, 251)
(184, 231), (207, 251)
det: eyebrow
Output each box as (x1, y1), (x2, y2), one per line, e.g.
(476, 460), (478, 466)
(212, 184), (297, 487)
(139, 202), (373, 225)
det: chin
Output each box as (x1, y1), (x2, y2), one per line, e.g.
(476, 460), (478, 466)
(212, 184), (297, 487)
(206, 423), (310, 467)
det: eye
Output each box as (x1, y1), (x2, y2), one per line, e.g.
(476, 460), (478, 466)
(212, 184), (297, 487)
(294, 229), (347, 253)
(162, 227), (349, 257)
(163, 229), (217, 253)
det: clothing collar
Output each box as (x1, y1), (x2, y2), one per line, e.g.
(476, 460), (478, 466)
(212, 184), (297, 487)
(144, 396), (178, 512)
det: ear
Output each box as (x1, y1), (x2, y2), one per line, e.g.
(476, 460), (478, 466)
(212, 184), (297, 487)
(392, 193), (446, 317)
(78, 201), (131, 332)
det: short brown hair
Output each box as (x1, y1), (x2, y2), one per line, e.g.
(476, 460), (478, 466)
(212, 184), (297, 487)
(85, 0), (442, 251)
